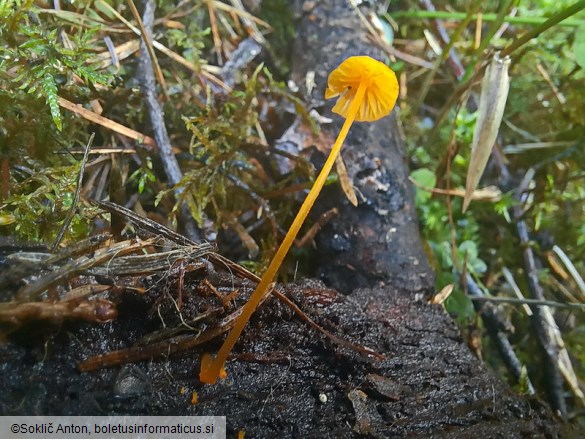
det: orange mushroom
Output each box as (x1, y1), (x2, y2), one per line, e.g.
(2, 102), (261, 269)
(199, 56), (399, 384)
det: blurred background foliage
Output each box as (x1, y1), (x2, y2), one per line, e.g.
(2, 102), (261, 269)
(0, 0), (584, 424)
(396, 0), (585, 422)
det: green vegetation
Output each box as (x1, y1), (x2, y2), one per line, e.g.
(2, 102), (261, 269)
(0, 0), (111, 240)
(395, 0), (585, 420)
(0, 0), (309, 266)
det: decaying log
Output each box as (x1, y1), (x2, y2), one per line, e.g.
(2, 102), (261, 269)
(291, 1), (434, 295)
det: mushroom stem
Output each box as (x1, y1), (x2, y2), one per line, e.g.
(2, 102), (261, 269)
(199, 82), (368, 385)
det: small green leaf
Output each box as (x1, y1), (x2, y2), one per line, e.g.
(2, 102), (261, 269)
(458, 240), (478, 260)
(410, 168), (436, 204)
(574, 26), (585, 69)
(41, 73), (62, 131)
(19, 37), (46, 51)
(445, 288), (475, 324)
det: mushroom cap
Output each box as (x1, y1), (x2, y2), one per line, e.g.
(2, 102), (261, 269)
(325, 56), (399, 122)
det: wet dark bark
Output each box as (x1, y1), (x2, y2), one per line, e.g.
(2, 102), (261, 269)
(291, 1), (433, 295)
(0, 1), (569, 437)
(0, 275), (565, 437)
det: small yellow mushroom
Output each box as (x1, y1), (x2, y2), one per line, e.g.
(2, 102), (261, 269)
(199, 56), (399, 385)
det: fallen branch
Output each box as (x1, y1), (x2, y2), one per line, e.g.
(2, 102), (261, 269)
(469, 295), (585, 311)
(0, 294), (116, 325)
(138, 0), (201, 241)
(465, 273), (535, 395)
(514, 172), (567, 417)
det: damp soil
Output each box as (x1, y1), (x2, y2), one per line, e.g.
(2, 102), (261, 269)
(0, 0), (572, 437)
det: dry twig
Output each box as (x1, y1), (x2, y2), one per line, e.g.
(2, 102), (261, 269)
(138, 0), (201, 241)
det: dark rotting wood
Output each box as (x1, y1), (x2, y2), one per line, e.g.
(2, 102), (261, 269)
(291, 0), (434, 295)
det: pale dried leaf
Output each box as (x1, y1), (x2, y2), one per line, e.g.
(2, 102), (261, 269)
(463, 53), (510, 212)
(430, 284), (454, 305)
(336, 154), (358, 206)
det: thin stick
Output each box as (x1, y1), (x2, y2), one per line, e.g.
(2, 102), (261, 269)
(469, 296), (585, 310)
(514, 175), (567, 417)
(127, 0), (168, 100)
(58, 97), (156, 148)
(465, 274), (536, 394)
(391, 10), (584, 27)
(52, 133), (94, 251)
(138, 0), (201, 242)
